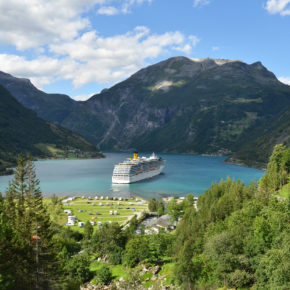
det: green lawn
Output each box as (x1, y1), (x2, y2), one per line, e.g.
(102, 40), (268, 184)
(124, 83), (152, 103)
(90, 261), (129, 282)
(62, 197), (148, 230)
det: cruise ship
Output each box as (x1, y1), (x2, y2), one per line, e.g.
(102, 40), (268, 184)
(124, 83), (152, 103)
(112, 152), (165, 184)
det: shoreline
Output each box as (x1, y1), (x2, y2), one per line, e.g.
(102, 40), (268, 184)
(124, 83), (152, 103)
(0, 154), (106, 177)
(107, 150), (265, 170)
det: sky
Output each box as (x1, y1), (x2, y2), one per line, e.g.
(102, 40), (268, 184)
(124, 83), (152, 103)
(0, 0), (290, 101)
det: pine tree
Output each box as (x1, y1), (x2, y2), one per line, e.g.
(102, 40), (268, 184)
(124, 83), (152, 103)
(1, 155), (59, 289)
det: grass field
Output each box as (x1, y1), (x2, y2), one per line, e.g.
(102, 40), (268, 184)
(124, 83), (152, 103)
(62, 196), (148, 230)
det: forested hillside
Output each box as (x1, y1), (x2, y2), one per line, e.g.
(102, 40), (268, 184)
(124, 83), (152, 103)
(0, 85), (102, 175)
(0, 145), (289, 289)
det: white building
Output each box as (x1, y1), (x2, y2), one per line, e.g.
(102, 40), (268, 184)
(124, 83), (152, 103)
(66, 215), (76, 226)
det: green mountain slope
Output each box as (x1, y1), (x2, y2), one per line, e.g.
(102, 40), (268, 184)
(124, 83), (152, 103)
(0, 71), (76, 124)
(229, 106), (290, 167)
(1, 57), (289, 167)
(0, 85), (102, 174)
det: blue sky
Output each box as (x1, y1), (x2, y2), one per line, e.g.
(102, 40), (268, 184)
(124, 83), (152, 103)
(0, 0), (290, 100)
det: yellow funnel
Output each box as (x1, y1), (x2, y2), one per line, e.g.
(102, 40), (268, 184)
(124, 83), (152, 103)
(133, 152), (138, 160)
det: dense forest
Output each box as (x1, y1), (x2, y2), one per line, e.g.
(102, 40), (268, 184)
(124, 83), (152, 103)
(0, 85), (103, 176)
(0, 145), (289, 289)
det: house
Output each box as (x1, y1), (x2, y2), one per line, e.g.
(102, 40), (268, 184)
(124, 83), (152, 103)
(78, 222), (85, 228)
(90, 221), (95, 226)
(145, 214), (177, 234)
(64, 209), (72, 215)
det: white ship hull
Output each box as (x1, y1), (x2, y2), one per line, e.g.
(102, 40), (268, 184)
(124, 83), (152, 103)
(112, 165), (165, 184)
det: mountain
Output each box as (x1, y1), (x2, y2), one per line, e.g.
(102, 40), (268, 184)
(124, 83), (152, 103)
(1, 56), (290, 168)
(0, 85), (103, 175)
(0, 71), (76, 125)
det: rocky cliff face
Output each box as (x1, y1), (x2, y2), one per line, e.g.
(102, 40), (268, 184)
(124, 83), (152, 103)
(1, 56), (289, 166)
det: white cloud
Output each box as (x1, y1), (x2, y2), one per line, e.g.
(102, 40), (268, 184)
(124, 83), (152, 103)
(96, 0), (153, 15)
(0, 0), (108, 50)
(0, 0), (156, 50)
(193, 0), (210, 8)
(97, 6), (119, 15)
(0, 27), (200, 89)
(0, 54), (77, 88)
(265, 0), (290, 16)
(74, 94), (94, 101)
(121, 0), (153, 14)
(0, 1), (199, 91)
(212, 46), (219, 51)
(278, 76), (290, 85)
(49, 27), (198, 87)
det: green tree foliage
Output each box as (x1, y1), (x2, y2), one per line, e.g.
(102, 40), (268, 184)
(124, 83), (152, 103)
(0, 155), (59, 289)
(92, 222), (127, 264)
(148, 233), (174, 261)
(148, 198), (159, 212)
(83, 220), (93, 240)
(95, 265), (113, 285)
(260, 144), (290, 193)
(167, 194), (195, 221)
(172, 146), (290, 289)
(65, 253), (92, 284)
(157, 201), (165, 216)
(123, 235), (150, 268)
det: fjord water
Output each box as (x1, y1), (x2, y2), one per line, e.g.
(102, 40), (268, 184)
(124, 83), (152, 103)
(0, 153), (264, 200)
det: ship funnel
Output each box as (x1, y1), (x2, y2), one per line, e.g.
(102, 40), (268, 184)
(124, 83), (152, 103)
(133, 152), (138, 160)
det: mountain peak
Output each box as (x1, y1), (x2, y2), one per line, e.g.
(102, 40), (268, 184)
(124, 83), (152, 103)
(190, 57), (243, 66)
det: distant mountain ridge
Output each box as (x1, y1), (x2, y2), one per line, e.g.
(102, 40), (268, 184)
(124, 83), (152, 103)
(0, 71), (76, 124)
(0, 84), (102, 175)
(1, 56), (289, 168)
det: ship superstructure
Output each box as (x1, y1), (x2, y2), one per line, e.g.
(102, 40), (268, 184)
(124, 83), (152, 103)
(112, 152), (165, 184)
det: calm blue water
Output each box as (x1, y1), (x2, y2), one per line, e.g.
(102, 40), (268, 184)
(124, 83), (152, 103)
(0, 153), (264, 200)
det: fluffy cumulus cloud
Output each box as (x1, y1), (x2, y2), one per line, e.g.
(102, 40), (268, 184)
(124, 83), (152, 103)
(278, 76), (290, 85)
(0, 0), (108, 50)
(0, 0), (199, 90)
(49, 26), (198, 87)
(0, 54), (78, 88)
(0, 26), (199, 88)
(265, 0), (290, 16)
